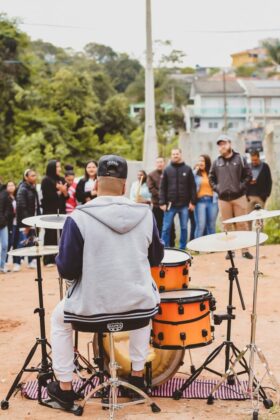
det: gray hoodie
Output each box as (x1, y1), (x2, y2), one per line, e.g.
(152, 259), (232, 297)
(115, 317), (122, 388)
(61, 196), (162, 325)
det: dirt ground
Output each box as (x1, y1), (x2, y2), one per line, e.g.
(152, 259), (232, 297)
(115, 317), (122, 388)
(1, 244), (280, 420)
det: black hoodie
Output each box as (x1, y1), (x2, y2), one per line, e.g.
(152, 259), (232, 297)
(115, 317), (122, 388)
(41, 160), (66, 214)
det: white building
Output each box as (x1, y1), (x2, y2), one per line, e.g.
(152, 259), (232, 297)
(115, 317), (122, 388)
(184, 79), (280, 134)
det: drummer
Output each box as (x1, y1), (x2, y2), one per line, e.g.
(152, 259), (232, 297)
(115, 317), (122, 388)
(47, 155), (164, 409)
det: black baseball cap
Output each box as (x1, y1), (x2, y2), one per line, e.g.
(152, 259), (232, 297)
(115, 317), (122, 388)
(97, 155), (128, 179)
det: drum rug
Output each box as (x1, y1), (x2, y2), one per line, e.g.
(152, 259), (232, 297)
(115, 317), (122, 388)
(21, 377), (249, 400)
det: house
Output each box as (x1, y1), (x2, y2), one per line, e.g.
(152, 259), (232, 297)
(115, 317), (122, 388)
(184, 78), (280, 134)
(183, 79), (246, 133)
(231, 47), (268, 68)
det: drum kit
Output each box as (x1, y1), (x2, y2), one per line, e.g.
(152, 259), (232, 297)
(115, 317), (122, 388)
(1, 206), (280, 420)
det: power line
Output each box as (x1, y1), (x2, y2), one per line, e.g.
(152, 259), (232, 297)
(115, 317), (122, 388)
(18, 21), (280, 34)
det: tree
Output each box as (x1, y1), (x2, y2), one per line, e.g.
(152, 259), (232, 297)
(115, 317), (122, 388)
(262, 39), (280, 66)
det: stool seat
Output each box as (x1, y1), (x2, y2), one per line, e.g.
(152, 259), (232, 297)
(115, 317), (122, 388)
(71, 318), (150, 334)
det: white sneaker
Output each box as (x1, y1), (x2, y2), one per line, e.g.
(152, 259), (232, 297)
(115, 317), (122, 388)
(45, 263), (55, 268)
(4, 265), (10, 273)
(13, 263), (21, 272)
(0, 267), (6, 274)
(28, 260), (37, 269)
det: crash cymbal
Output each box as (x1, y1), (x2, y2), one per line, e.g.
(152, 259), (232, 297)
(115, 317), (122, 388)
(22, 214), (67, 229)
(9, 245), (59, 257)
(223, 209), (280, 224)
(187, 231), (268, 253)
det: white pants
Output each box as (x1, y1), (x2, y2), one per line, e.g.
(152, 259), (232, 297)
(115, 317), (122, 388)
(51, 300), (151, 382)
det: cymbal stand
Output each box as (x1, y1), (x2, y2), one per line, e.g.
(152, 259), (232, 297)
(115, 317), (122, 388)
(207, 215), (280, 419)
(1, 253), (53, 410)
(173, 251), (250, 400)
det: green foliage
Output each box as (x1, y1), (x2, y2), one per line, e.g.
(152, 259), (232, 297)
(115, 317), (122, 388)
(235, 65), (258, 77)
(262, 39), (280, 66)
(0, 16), (188, 183)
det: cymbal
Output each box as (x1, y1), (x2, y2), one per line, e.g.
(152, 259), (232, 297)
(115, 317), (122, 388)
(9, 245), (59, 257)
(187, 231), (268, 253)
(224, 209), (280, 224)
(22, 214), (67, 229)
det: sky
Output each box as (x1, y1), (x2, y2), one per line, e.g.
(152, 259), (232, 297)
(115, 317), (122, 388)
(1, 0), (280, 67)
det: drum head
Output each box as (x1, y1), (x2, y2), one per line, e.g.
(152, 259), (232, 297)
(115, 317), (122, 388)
(93, 332), (185, 387)
(162, 248), (191, 266)
(160, 288), (211, 303)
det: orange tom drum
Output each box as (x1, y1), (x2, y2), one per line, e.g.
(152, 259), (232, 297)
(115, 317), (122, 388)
(151, 248), (192, 292)
(152, 289), (216, 349)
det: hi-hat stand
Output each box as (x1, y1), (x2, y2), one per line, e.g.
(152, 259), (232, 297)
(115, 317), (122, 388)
(1, 252), (54, 410)
(173, 250), (268, 401)
(207, 207), (280, 420)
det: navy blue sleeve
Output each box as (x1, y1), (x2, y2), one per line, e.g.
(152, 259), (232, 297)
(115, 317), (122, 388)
(148, 214), (164, 267)
(56, 217), (84, 280)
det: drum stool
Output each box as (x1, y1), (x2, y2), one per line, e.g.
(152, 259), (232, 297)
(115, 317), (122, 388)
(71, 320), (161, 419)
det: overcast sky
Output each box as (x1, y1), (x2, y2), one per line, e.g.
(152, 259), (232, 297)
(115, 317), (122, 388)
(1, 0), (280, 67)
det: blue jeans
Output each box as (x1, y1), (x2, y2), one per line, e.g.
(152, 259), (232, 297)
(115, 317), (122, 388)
(194, 196), (218, 238)
(0, 226), (8, 269)
(162, 206), (189, 249)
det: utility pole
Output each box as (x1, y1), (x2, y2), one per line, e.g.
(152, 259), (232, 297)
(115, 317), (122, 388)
(222, 70), (228, 133)
(143, 0), (158, 172)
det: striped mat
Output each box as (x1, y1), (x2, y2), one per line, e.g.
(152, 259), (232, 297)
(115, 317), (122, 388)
(22, 377), (248, 400)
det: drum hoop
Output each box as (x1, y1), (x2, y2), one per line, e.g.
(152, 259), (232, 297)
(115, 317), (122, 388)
(161, 247), (192, 267)
(159, 288), (212, 304)
(152, 339), (213, 350)
(153, 310), (210, 326)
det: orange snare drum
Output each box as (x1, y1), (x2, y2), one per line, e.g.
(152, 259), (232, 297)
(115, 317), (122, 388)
(152, 289), (216, 349)
(151, 248), (192, 292)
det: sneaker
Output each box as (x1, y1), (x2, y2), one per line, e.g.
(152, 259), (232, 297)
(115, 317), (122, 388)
(28, 260), (37, 269)
(45, 263), (55, 268)
(47, 381), (81, 410)
(128, 375), (147, 401)
(225, 251), (235, 260)
(242, 251), (254, 260)
(0, 268), (6, 274)
(13, 263), (21, 272)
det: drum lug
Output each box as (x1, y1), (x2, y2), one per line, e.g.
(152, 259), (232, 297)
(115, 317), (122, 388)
(211, 325), (215, 332)
(159, 269), (165, 279)
(159, 286), (165, 293)
(182, 283), (188, 289)
(182, 267), (188, 276)
(180, 332), (186, 342)
(158, 306), (162, 315)
(201, 329), (208, 338)
(158, 332), (164, 341)
(200, 302), (206, 311)
(210, 297), (216, 311)
(178, 305), (184, 315)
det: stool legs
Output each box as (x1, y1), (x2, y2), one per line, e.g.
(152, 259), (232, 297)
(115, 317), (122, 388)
(80, 333), (160, 418)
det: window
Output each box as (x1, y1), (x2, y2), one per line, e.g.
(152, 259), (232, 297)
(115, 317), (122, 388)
(208, 122), (218, 129)
(228, 121), (239, 129)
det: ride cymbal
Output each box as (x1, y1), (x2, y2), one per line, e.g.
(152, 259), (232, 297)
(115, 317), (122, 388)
(187, 231), (268, 253)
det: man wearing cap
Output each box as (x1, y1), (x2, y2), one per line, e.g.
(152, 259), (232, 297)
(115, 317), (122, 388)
(47, 155), (164, 409)
(209, 135), (253, 259)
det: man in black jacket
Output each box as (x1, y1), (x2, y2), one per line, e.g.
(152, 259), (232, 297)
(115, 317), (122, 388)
(0, 188), (13, 273)
(247, 151), (272, 222)
(209, 134), (253, 259)
(159, 148), (196, 249)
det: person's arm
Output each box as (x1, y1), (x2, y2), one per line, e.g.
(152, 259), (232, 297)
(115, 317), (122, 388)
(148, 215), (164, 267)
(189, 170), (197, 206)
(265, 164), (272, 199)
(16, 187), (29, 225)
(147, 174), (159, 199)
(56, 217), (84, 280)
(159, 170), (167, 206)
(209, 161), (218, 192)
(240, 156), (252, 191)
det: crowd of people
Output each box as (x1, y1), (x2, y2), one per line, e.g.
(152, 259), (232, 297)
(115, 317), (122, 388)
(0, 133), (273, 273)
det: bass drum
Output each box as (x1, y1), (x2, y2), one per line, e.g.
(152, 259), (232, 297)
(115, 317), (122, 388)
(93, 332), (185, 387)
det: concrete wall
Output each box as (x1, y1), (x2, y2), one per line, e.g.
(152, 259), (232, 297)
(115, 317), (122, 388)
(263, 124), (280, 206)
(178, 130), (244, 167)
